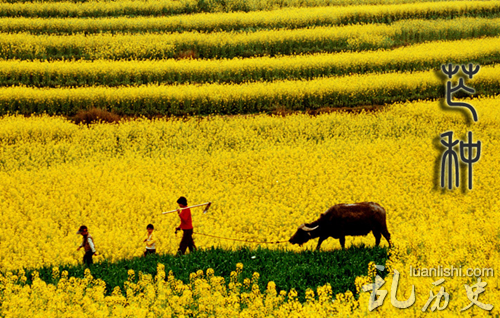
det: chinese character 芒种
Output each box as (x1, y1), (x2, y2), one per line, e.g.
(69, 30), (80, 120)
(439, 63), (481, 190)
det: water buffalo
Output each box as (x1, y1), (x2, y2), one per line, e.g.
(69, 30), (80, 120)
(289, 202), (391, 250)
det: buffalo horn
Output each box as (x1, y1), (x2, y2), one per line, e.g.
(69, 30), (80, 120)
(301, 224), (319, 231)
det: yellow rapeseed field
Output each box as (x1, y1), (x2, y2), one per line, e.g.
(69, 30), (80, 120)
(0, 0), (198, 17)
(2, 36), (500, 86)
(2, 1), (498, 33)
(2, 64), (499, 114)
(2, 0), (500, 315)
(2, 16), (499, 60)
(0, 0), (468, 16)
(1, 96), (500, 316)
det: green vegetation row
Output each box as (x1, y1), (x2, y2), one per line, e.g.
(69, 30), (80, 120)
(0, 0), (460, 16)
(2, 1), (499, 34)
(14, 247), (388, 302)
(2, 37), (499, 87)
(2, 17), (499, 61)
(2, 66), (498, 116)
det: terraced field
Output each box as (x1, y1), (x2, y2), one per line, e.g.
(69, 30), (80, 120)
(1, 0), (500, 116)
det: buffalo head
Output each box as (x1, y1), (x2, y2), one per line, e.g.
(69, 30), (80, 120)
(288, 224), (319, 246)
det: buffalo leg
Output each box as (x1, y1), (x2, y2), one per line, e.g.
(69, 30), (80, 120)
(316, 237), (326, 251)
(373, 231), (381, 246)
(339, 236), (345, 249)
(382, 230), (392, 247)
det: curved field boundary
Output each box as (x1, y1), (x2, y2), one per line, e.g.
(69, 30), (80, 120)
(0, 0), (468, 15)
(2, 37), (500, 87)
(1, 65), (498, 116)
(1, 17), (500, 60)
(2, 1), (499, 33)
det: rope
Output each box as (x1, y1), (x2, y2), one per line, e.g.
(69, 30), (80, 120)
(193, 232), (288, 244)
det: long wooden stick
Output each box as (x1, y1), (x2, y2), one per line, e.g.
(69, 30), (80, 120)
(162, 202), (211, 214)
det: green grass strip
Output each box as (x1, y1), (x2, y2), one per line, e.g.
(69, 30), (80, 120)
(1, 1), (499, 34)
(1, 65), (498, 116)
(1, 17), (500, 60)
(13, 247), (388, 302)
(2, 36), (500, 87)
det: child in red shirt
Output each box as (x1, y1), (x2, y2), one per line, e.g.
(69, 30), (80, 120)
(175, 196), (196, 254)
